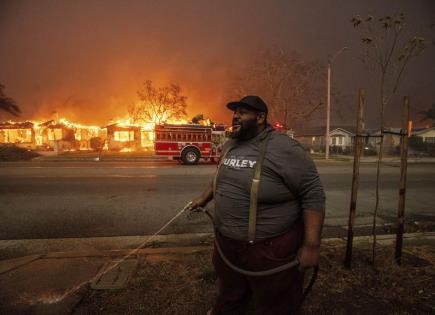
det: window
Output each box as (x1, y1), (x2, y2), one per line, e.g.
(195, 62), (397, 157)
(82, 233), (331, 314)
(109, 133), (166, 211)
(425, 137), (435, 143)
(332, 136), (344, 145)
(114, 131), (134, 142)
(48, 128), (63, 141)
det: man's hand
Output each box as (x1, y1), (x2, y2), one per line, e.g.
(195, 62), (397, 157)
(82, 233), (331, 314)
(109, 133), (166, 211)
(189, 195), (208, 212)
(297, 244), (320, 269)
(188, 181), (214, 212)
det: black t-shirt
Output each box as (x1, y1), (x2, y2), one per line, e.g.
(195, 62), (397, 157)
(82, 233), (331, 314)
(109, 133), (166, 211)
(214, 127), (325, 241)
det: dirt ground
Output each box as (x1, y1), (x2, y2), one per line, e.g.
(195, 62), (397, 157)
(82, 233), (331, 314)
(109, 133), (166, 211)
(73, 243), (435, 315)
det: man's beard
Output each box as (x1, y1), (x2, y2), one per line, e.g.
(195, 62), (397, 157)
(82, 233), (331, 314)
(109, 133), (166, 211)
(231, 118), (258, 140)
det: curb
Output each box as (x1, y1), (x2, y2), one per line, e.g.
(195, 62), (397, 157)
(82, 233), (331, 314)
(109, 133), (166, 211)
(0, 254), (41, 275)
(1, 232), (433, 261)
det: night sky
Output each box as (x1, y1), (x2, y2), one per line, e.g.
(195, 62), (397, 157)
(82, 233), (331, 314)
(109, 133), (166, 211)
(0, 0), (434, 127)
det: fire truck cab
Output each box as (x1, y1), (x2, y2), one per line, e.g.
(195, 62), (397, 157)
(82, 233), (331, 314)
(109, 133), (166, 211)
(154, 124), (226, 164)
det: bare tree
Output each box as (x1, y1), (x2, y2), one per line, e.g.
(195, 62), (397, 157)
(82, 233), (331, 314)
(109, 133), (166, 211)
(229, 49), (325, 129)
(0, 84), (20, 116)
(351, 13), (426, 263)
(419, 103), (435, 127)
(129, 80), (188, 125)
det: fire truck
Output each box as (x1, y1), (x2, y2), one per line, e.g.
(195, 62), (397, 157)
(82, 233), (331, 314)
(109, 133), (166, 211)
(154, 123), (227, 164)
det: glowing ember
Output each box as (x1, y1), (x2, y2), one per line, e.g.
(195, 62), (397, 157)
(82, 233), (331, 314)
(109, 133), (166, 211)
(119, 147), (134, 152)
(20, 291), (70, 305)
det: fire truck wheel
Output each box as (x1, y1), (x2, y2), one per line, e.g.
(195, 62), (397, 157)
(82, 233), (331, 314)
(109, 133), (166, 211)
(181, 147), (200, 165)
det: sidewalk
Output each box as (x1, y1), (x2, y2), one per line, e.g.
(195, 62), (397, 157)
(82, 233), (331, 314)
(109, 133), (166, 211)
(313, 155), (435, 164)
(31, 151), (435, 163)
(0, 232), (434, 315)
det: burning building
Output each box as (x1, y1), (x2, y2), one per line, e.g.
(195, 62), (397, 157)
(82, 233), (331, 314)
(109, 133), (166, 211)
(0, 121), (36, 149)
(0, 119), (108, 152)
(0, 114), (216, 154)
(106, 123), (142, 152)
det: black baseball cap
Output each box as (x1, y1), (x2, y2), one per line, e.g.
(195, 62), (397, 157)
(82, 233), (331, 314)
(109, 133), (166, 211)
(227, 95), (268, 113)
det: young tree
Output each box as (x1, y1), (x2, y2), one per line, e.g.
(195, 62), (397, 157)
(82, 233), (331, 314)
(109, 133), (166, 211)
(129, 80), (188, 125)
(351, 13), (426, 262)
(229, 49), (325, 129)
(0, 84), (20, 116)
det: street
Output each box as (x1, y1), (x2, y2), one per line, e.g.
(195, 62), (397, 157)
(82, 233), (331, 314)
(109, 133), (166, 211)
(1, 161), (434, 241)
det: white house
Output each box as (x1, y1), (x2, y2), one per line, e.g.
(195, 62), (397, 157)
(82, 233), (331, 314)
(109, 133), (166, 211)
(330, 128), (354, 153)
(294, 126), (357, 153)
(413, 127), (435, 143)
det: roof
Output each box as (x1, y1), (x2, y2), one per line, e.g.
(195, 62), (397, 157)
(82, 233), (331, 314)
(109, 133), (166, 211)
(369, 127), (435, 136)
(106, 123), (141, 131)
(0, 121), (34, 129)
(294, 125), (357, 137)
(413, 127), (435, 136)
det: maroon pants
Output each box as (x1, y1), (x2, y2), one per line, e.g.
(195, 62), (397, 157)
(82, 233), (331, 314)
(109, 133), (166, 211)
(211, 223), (304, 315)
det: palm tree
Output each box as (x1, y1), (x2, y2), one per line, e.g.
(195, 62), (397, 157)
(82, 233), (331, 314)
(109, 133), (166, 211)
(420, 103), (435, 127)
(0, 84), (20, 116)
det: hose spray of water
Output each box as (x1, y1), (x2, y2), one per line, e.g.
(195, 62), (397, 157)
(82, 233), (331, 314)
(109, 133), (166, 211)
(32, 201), (193, 305)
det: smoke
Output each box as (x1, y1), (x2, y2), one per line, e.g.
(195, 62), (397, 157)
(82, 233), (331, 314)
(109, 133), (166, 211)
(0, 0), (434, 127)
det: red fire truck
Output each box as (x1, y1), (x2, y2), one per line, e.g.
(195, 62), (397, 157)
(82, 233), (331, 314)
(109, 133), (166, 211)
(154, 124), (227, 164)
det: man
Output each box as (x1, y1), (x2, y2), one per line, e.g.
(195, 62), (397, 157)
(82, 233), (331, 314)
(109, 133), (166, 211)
(190, 95), (325, 315)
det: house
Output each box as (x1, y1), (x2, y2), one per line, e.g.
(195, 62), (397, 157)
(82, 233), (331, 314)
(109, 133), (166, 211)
(413, 127), (435, 143)
(368, 128), (402, 155)
(73, 126), (106, 150)
(409, 127), (435, 156)
(294, 126), (358, 153)
(106, 123), (142, 151)
(0, 121), (36, 149)
(294, 126), (325, 152)
(367, 127), (435, 156)
(329, 128), (356, 154)
(43, 122), (77, 152)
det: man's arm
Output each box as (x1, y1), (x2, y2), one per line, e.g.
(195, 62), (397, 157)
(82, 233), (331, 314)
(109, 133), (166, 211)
(189, 181), (214, 211)
(297, 209), (325, 268)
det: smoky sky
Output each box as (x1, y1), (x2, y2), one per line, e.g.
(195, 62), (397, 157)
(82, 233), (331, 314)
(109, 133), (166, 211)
(0, 0), (434, 127)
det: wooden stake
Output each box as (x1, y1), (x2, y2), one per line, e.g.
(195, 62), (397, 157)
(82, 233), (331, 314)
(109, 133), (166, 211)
(395, 96), (410, 265)
(344, 89), (365, 268)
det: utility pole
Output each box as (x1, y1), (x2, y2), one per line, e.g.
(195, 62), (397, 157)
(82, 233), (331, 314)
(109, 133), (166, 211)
(325, 46), (348, 160)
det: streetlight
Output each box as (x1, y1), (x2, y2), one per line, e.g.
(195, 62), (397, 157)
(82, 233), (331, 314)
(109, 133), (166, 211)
(325, 46), (348, 160)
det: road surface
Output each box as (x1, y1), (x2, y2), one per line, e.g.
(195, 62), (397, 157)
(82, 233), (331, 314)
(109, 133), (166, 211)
(1, 161), (434, 240)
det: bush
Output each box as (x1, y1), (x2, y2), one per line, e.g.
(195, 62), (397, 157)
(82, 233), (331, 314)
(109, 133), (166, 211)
(409, 137), (435, 156)
(0, 145), (40, 161)
(363, 144), (378, 156)
(90, 137), (103, 151)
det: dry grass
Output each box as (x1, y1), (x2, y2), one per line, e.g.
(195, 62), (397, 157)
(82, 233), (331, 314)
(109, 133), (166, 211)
(304, 244), (435, 314)
(74, 244), (435, 315)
